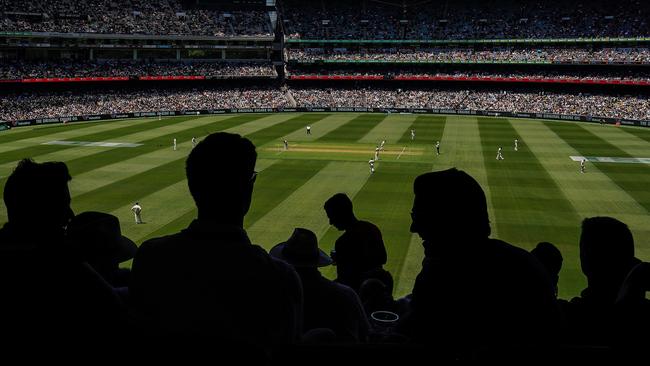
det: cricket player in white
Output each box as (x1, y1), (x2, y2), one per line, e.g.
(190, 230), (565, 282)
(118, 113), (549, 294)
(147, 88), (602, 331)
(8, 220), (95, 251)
(435, 141), (440, 155)
(496, 147), (504, 160)
(369, 159), (375, 174)
(514, 139), (519, 151)
(380, 139), (386, 151)
(131, 202), (143, 224)
(192, 137), (197, 148)
(306, 125), (311, 135)
(374, 146), (380, 161)
(283, 139), (288, 150)
(411, 129), (415, 141)
(173, 138), (177, 151)
(580, 159), (586, 173)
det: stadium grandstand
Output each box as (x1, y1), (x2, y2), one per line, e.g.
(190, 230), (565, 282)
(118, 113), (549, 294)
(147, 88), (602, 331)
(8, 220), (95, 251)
(0, 0), (648, 362)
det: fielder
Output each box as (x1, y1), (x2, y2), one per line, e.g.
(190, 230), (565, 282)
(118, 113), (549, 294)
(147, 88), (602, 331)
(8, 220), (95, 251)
(369, 159), (375, 174)
(306, 125), (311, 135)
(283, 139), (289, 150)
(411, 129), (415, 141)
(496, 147), (504, 160)
(580, 159), (586, 173)
(380, 139), (386, 151)
(173, 138), (177, 151)
(374, 146), (380, 161)
(131, 202), (143, 224)
(514, 138), (519, 151)
(435, 141), (440, 155)
(192, 137), (197, 148)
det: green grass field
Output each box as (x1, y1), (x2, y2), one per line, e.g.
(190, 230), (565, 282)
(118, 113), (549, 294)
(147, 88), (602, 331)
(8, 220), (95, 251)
(1, 112), (649, 299)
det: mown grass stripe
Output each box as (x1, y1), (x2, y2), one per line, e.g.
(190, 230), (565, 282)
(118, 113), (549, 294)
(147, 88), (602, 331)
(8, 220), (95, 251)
(478, 118), (580, 248)
(397, 115), (447, 144)
(283, 114), (354, 142)
(0, 116), (196, 166)
(380, 116), (445, 290)
(141, 159), (328, 242)
(544, 121), (650, 213)
(65, 116), (287, 198)
(317, 114), (386, 142)
(247, 160), (372, 250)
(247, 113), (330, 147)
(0, 119), (162, 156)
(0, 119), (116, 144)
(114, 158), (280, 245)
(620, 126), (650, 144)
(359, 114), (416, 144)
(64, 115), (258, 177)
(72, 115), (327, 224)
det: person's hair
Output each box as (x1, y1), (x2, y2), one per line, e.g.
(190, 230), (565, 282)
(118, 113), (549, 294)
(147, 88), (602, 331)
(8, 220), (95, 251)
(324, 193), (353, 214)
(4, 158), (72, 224)
(413, 168), (490, 237)
(185, 132), (256, 210)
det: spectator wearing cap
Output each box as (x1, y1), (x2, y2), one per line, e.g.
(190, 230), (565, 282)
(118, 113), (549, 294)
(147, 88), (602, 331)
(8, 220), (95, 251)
(66, 211), (138, 302)
(271, 228), (369, 343)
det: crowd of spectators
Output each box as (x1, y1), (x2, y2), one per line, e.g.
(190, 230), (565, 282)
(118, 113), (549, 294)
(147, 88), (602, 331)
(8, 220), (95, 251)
(287, 68), (650, 82)
(288, 47), (650, 64)
(281, 0), (649, 40)
(289, 88), (650, 120)
(0, 88), (288, 121)
(0, 0), (272, 36)
(3, 87), (650, 122)
(0, 61), (277, 79)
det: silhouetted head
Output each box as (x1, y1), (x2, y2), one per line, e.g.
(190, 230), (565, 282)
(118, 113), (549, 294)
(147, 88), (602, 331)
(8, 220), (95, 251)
(410, 168), (490, 241)
(3, 159), (73, 230)
(186, 132), (257, 221)
(269, 228), (332, 268)
(580, 217), (639, 287)
(324, 193), (356, 230)
(531, 242), (563, 291)
(66, 211), (137, 272)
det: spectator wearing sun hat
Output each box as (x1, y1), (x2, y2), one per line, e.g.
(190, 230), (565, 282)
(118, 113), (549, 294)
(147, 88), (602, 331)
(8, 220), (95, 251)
(66, 211), (138, 302)
(271, 228), (369, 343)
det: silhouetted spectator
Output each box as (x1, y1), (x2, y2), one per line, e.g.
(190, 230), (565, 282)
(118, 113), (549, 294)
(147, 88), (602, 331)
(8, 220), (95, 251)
(66, 211), (137, 302)
(531, 242), (563, 297)
(130, 132), (303, 347)
(324, 193), (388, 293)
(616, 260), (650, 348)
(0, 159), (127, 341)
(359, 278), (398, 316)
(398, 168), (560, 349)
(567, 216), (642, 345)
(270, 228), (369, 343)
(617, 262), (650, 306)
